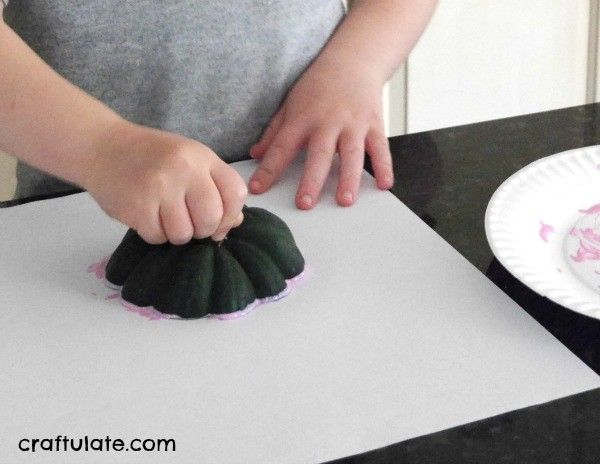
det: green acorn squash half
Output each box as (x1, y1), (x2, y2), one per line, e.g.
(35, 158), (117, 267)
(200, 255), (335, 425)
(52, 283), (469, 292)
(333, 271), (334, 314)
(105, 206), (305, 318)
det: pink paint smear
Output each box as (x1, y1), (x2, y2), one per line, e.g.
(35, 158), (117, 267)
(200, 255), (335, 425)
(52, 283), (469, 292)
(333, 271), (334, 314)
(87, 257), (307, 321)
(120, 300), (174, 321)
(570, 227), (600, 263)
(579, 204), (600, 215)
(538, 221), (554, 243)
(87, 257), (109, 280)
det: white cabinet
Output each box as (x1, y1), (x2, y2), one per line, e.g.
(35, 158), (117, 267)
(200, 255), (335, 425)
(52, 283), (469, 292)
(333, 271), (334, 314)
(385, 0), (592, 136)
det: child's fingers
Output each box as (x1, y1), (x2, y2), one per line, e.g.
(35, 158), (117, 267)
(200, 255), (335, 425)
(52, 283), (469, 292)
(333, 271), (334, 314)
(249, 124), (305, 194)
(210, 164), (248, 240)
(249, 109), (284, 159)
(185, 182), (224, 239)
(232, 211), (244, 228)
(135, 207), (168, 245)
(159, 196), (195, 245)
(365, 129), (394, 190)
(336, 129), (366, 207)
(295, 127), (338, 210)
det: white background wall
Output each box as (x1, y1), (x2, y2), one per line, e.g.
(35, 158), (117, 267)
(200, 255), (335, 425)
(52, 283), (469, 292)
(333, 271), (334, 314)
(386, 0), (593, 135)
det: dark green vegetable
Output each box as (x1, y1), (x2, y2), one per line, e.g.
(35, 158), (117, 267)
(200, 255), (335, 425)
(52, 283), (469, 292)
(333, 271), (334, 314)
(105, 206), (305, 318)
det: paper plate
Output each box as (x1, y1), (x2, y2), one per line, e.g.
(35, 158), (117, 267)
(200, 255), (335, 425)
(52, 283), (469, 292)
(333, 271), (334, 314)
(485, 145), (600, 319)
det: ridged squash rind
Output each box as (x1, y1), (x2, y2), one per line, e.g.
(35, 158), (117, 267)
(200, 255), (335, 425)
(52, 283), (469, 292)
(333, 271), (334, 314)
(105, 206), (304, 318)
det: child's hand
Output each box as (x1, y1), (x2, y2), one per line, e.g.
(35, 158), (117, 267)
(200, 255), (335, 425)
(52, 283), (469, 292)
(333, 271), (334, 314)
(248, 57), (394, 209)
(83, 123), (247, 245)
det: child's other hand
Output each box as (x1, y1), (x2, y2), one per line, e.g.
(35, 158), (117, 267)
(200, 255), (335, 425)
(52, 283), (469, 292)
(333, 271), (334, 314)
(83, 123), (247, 245)
(248, 58), (394, 209)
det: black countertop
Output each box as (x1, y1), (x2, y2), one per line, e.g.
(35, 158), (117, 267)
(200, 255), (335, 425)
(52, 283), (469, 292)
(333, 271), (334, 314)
(4, 103), (600, 463)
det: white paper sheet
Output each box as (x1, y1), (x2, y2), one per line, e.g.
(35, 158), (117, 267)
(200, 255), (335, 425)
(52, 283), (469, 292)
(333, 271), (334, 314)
(1, 159), (598, 464)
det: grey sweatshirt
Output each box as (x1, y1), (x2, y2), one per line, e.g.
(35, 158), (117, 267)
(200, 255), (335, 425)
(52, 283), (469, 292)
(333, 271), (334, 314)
(2, 1), (345, 198)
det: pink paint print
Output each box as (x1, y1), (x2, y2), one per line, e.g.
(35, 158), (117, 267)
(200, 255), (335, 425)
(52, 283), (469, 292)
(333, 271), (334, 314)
(120, 301), (172, 321)
(538, 221), (554, 243)
(88, 257), (308, 321)
(87, 257), (109, 280)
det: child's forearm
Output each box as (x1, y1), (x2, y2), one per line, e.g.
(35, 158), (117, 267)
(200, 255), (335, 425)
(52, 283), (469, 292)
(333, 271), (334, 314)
(316, 0), (437, 86)
(0, 17), (129, 188)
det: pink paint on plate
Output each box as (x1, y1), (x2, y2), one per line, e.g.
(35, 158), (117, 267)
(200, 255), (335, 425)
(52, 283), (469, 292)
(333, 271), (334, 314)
(579, 204), (600, 215)
(570, 228), (600, 262)
(538, 221), (554, 243)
